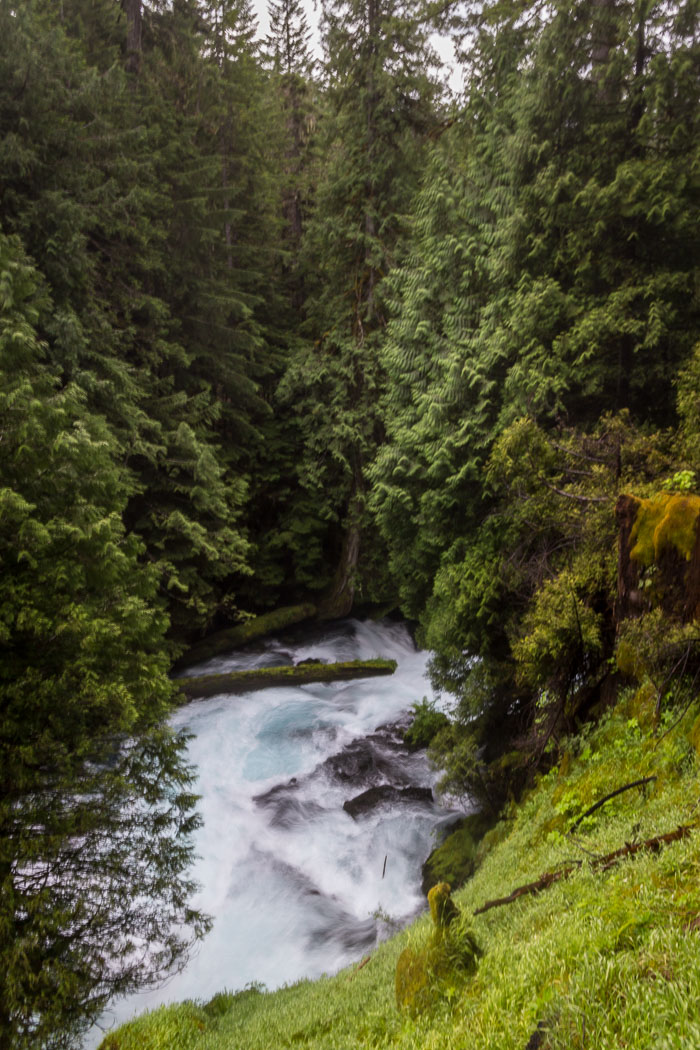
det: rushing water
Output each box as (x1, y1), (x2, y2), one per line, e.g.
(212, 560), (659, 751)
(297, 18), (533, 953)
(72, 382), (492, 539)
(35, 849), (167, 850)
(93, 618), (462, 1043)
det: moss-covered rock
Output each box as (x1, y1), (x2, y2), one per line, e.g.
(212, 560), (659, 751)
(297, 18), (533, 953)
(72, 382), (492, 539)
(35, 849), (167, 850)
(616, 493), (700, 622)
(428, 882), (459, 930)
(630, 493), (700, 567)
(422, 812), (493, 895)
(395, 884), (480, 1016)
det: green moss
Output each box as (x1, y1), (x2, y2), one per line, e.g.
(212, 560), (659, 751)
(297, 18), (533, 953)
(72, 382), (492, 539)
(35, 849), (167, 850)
(98, 1002), (211, 1050)
(396, 887), (480, 1017)
(422, 812), (492, 893)
(629, 492), (700, 567)
(179, 658), (398, 699)
(394, 946), (431, 1016)
(428, 882), (459, 929)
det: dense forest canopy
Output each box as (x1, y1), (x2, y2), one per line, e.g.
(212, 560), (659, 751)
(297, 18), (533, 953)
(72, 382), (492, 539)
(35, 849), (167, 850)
(0, 0), (698, 1045)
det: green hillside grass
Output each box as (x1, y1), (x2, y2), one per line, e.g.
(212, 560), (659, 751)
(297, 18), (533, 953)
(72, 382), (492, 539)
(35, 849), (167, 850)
(101, 691), (700, 1050)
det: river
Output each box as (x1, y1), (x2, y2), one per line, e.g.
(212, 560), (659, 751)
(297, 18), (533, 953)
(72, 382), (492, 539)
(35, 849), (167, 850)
(92, 618), (462, 1043)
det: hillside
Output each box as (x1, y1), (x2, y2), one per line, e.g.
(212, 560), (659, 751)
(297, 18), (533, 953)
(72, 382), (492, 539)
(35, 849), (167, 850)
(100, 694), (700, 1050)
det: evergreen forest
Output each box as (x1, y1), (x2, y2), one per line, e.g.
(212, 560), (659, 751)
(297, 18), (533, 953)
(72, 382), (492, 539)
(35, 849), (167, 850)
(0, 0), (698, 1047)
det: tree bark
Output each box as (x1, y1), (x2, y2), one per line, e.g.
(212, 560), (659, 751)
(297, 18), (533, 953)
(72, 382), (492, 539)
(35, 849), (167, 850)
(591, 0), (618, 102)
(318, 473), (364, 620)
(124, 0), (142, 75)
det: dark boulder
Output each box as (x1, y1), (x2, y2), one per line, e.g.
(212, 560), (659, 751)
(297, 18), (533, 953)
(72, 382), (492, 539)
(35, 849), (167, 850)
(343, 784), (433, 820)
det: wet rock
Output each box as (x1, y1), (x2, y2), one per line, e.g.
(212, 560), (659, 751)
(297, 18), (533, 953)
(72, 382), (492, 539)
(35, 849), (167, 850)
(319, 727), (416, 787)
(253, 780), (299, 807)
(267, 797), (327, 829)
(343, 785), (433, 820)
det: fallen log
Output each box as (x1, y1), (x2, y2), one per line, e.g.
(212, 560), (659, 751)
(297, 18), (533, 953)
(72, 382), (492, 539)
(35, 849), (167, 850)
(473, 823), (695, 916)
(177, 658), (398, 700)
(174, 603), (317, 670)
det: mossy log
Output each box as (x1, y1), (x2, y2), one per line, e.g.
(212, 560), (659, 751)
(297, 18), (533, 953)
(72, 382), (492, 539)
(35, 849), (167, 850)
(177, 658), (397, 700)
(174, 603), (317, 670)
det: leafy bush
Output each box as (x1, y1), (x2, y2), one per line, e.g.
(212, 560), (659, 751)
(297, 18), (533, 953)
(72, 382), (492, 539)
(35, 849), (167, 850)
(403, 699), (450, 749)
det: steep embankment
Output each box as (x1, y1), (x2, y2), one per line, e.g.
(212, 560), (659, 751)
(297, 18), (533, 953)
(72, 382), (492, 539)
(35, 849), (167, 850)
(100, 690), (700, 1050)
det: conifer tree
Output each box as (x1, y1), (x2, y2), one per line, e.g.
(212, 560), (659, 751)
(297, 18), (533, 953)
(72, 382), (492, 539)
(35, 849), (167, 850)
(0, 0), (279, 637)
(0, 231), (208, 1049)
(373, 0), (699, 798)
(278, 0), (442, 615)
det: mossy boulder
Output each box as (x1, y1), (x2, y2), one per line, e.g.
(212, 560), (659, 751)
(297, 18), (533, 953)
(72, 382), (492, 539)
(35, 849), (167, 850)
(629, 493), (700, 567)
(421, 812), (493, 895)
(616, 493), (700, 622)
(428, 882), (459, 930)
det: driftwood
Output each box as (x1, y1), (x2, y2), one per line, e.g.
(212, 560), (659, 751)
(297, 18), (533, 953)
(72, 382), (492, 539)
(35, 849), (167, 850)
(177, 658), (398, 700)
(568, 776), (656, 833)
(473, 823), (694, 916)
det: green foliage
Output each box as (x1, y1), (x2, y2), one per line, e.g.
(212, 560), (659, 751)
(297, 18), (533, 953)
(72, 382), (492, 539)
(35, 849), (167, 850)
(662, 470), (697, 494)
(274, 0), (444, 613)
(0, 232), (208, 1048)
(372, 0), (699, 806)
(615, 611), (700, 702)
(396, 885), (480, 1016)
(403, 699), (449, 750)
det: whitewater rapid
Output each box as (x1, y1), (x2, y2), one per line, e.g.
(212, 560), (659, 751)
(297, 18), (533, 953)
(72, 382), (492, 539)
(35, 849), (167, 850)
(93, 618), (461, 1042)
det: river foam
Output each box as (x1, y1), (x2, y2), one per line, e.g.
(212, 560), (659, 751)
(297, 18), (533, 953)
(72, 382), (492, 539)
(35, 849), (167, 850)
(92, 619), (461, 1043)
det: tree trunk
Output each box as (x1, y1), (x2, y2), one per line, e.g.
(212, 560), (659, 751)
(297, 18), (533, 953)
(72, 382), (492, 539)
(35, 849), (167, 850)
(591, 0), (618, 102)
(318, 473), (364, 620)
(124, 0), (142, 76)
(178, 658), (397, 700)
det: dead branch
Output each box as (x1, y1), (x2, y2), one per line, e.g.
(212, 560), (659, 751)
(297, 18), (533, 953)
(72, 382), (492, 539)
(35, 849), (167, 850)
(473, 823), (694, 916)
(567, 776), (656, 833)
(542, 480), (609, 504)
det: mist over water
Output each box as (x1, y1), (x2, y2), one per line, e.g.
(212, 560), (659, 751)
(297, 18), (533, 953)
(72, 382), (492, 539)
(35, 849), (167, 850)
(93, 619), (462, 1042)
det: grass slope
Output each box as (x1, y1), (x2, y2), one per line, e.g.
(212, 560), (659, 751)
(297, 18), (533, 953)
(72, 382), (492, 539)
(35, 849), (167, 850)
(101, 691), (700, 1050)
